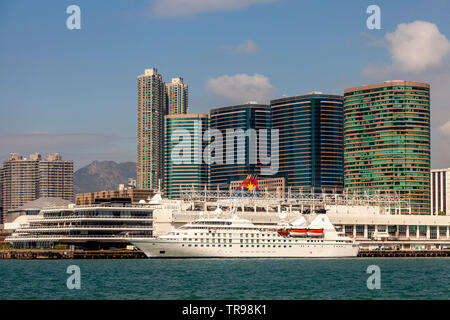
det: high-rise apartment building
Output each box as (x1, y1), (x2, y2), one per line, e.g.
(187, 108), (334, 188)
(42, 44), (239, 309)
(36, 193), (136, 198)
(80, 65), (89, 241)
(137, 68), (167, 191)
(0, 153), (73, 222)
(209, 103), (272, 187)
(38, 154), (74, 200)
(271, 92), (344, 191)
(344, 81), (430, 215)
(166, 77), (188, 115)
(164, 114), (210, 199)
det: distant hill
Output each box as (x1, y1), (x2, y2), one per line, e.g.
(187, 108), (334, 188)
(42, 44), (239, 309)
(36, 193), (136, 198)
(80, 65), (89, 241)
(74, 161), (137, 194)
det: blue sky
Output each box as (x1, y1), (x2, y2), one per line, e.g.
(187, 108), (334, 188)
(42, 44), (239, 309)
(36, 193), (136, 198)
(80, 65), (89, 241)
(1, 0), (450, 169)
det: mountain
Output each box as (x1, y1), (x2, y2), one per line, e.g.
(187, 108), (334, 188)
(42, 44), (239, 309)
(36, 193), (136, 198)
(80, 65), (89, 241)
(74, 161), (137, 194)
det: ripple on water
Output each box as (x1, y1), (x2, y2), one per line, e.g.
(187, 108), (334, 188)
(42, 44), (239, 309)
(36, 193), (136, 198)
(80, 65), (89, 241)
(0, 258), (449, 300)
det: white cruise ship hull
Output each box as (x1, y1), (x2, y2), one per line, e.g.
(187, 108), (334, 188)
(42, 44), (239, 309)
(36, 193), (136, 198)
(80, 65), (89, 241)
(132, 239), (359, 258)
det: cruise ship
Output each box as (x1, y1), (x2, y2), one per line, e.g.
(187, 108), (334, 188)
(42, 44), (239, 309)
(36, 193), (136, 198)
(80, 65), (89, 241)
(131, 211), (359, 258)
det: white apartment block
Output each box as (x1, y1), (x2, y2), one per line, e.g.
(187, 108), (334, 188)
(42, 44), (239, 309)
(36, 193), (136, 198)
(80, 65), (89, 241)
(431, 168), (450, 215)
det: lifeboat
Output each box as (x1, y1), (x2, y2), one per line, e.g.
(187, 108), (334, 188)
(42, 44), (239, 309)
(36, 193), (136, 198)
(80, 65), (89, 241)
(307, 228), (324, 237)
(277, 228), (290, 236)
(289, 228), (308, 237)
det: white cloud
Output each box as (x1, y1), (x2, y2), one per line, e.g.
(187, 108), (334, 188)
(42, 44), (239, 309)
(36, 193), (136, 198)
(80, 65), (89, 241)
(220, 40), (259, 54)
(363, 21), (450, 76)
(439, 120), (450, 137)
(205, 73), (275, 104)
(151, 0), (275, 17)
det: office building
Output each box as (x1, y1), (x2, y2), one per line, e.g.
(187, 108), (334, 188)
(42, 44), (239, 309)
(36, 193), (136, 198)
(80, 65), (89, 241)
(271, 92), (344, 191)
(344, 81), (430, 215)
(209, 103), (272, 187)
(164, 114), (210, 199)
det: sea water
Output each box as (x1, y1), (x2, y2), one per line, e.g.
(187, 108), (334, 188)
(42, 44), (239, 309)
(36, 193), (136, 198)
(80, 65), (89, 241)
(0, 258), (448, 300)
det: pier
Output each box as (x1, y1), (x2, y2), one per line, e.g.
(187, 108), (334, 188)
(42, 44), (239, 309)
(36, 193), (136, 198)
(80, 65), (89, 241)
(1, 249), (450, 259)
(0, 249), (146, 259)
(358, 249), (450, 258)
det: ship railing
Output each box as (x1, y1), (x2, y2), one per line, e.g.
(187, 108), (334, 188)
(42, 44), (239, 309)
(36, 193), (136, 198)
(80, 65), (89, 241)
(37, 216), (153, 220)
(6, 234), (154, 240)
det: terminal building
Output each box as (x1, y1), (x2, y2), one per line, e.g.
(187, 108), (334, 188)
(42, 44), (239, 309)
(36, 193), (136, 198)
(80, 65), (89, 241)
(4, 195), (174, 249)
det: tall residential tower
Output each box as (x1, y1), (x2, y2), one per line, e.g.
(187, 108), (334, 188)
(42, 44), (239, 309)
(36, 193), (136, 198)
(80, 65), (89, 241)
(137, 68), (167, 191)
(166, 77), (188, 115)
(1, 153), (73, 222)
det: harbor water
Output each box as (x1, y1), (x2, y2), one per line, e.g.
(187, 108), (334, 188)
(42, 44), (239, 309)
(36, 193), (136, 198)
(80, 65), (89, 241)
(0, 258), (449, 300)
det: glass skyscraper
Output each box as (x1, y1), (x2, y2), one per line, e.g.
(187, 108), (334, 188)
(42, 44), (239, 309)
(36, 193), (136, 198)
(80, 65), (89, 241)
(271, 93), (344, 191)
(209, 103), (272, 187)
(164, 114), (209, 199)
(343, 81), (430, 215)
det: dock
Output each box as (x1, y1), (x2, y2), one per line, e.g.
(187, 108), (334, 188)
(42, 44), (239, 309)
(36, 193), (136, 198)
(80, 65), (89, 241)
(1, 249), (450, 259)
(0, 249), (147, 259)
(358, 249), (450, 258)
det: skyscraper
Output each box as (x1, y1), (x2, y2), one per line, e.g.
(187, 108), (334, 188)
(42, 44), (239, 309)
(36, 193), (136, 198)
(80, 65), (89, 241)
(344, 81), (430, 215)
(137, 68), (167, 191)
(0, 153), (73, 221)
(164, 114), (209, 199)
(209, 103), (272, 187)
(166, 77), (188, 115)
(271, 92), (344, 191)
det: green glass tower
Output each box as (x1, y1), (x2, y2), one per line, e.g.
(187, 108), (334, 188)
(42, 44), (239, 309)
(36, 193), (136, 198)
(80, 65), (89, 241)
(164, 114), (209, 199)
(344, 81), (430, 214)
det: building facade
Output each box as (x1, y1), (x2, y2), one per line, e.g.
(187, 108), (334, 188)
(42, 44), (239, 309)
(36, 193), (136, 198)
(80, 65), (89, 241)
(137, 68), (167, 191)
(209, 103), (272, 187)
(1, 153), (73, 219)
(38, 154), (74, 200)
(344, 81), (431, 215)
(230, 177), (285, 195)
(431, 168), (450, 215)
(271, 92), (344, 191)
(75, 187), (154, 206)
(164, 114), (210, 199)
(166, 77), (188, 115)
